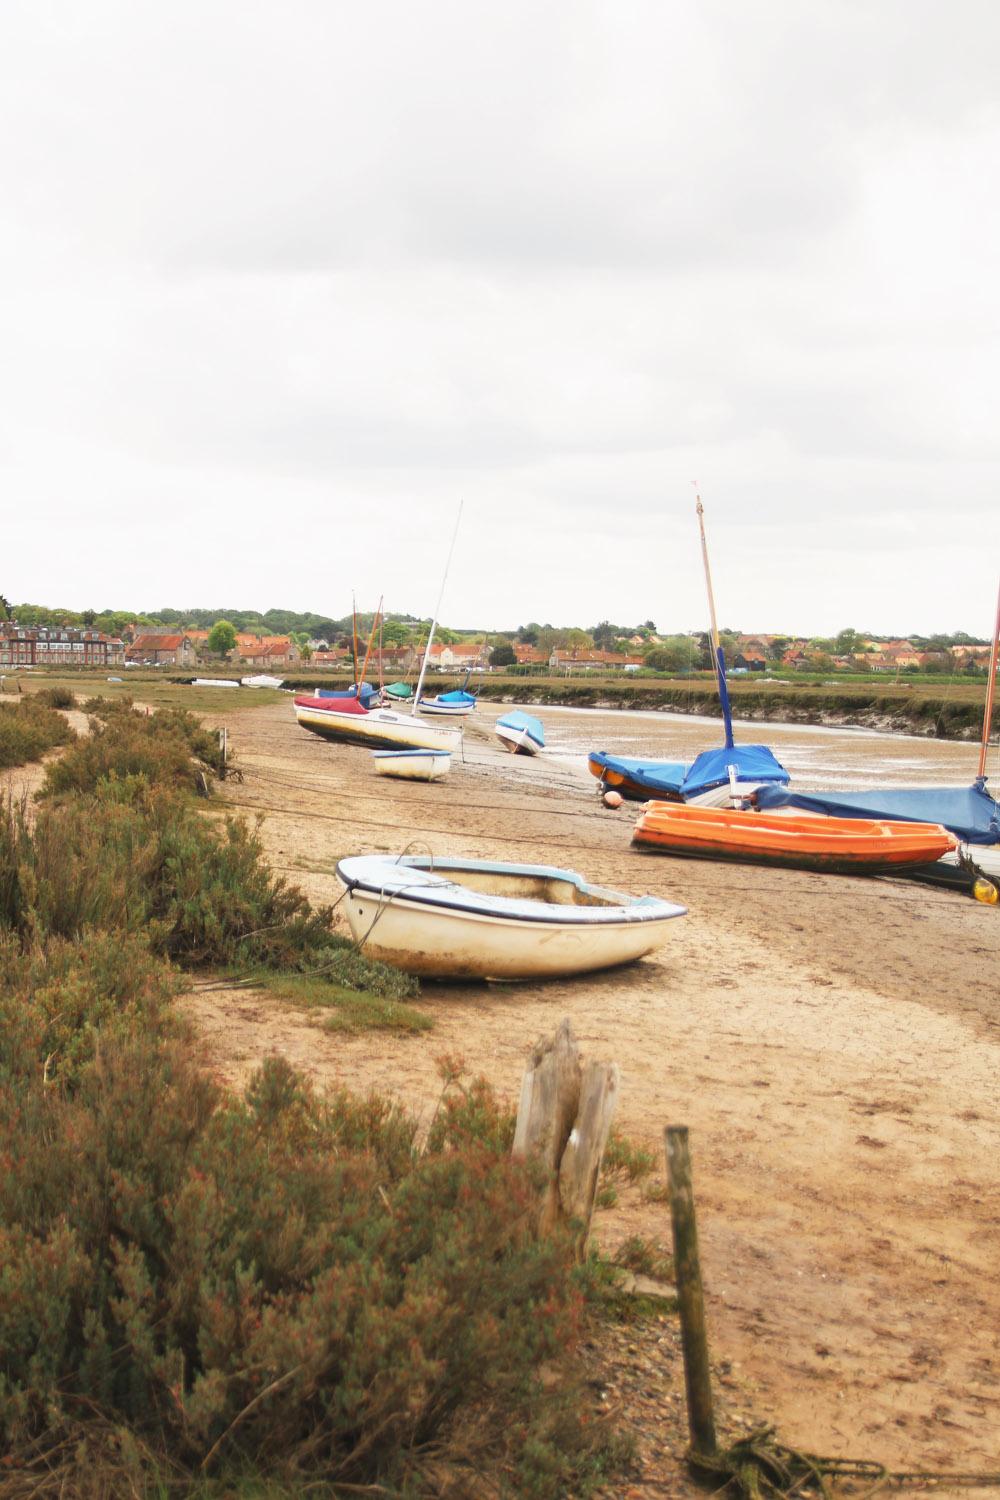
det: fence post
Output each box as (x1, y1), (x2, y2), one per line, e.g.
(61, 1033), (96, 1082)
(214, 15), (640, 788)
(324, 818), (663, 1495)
(664, 1125), (717, 1459)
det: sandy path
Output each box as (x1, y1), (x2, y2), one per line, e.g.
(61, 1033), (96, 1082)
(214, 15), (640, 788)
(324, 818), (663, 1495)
(173, 699), (1000, 1488)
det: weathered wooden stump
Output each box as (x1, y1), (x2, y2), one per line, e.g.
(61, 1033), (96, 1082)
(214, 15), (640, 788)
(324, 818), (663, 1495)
(513, 1019), (620, 1256)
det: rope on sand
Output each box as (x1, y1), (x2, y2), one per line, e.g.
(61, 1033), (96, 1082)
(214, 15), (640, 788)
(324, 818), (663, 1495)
(689, 1427), (1000, 1497)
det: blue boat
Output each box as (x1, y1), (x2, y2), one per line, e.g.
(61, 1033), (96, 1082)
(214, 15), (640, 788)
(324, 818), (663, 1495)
(496, 709), (545, 755)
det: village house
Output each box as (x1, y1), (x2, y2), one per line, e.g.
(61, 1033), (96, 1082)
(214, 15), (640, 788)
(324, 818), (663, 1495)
(0, 623), (124, 668)
(549, 648), (643, 674)
(236, 636), (302, 669)
(126, 632), (199, 667)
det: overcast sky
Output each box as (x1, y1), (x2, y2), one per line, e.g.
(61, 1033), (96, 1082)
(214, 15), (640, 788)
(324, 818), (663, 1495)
(3, 0), (998, 639)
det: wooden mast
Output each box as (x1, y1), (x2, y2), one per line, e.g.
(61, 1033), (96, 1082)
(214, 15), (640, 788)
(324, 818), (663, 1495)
(976, 577), (1000, 782)
(695, 493), (735, 750)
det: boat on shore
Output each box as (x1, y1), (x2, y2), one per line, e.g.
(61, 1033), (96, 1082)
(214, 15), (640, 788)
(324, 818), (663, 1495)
(754, 579), (1000, 897)
(589, 743), (790, 807)
(294, 694), (463, 752)
(335, 854), (686, 979)
(589, 496), (790, 806)
(631, 802), (958, 875)
(372, 748), (452, 781)
(418, 688), (478, 716)
(496, 709), (545, 755)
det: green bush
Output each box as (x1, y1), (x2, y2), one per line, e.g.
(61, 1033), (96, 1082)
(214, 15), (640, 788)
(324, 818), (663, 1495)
(0, 696), (75, 768)
(0, 782), (383, 979)
(42, 700), (225, 799)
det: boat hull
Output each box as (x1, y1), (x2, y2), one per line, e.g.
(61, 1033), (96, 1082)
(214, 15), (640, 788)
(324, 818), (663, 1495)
(632, 803), (958, 875)
(417, 697), (478, 717)
(496, 711), (545, 755)
(372, 750), (452, 781)
(336, 855), (686, 979)
(294, 697), (462, 752)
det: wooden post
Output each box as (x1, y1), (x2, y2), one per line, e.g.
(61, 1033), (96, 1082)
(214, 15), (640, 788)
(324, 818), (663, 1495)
(664, 1125), (717, 1459)
(514, 1020), (619, 1254)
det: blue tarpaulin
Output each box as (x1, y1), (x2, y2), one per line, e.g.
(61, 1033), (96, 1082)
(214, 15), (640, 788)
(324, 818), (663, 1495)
(755, 780), (1000, 846)
(588, 744), (790, 800)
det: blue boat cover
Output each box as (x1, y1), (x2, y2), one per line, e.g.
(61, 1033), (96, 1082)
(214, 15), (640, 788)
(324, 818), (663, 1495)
(318, 682), (379, 707)
(679, 744), (791, 798)
(589, 753), (688, 797)
(437, 689), (477, 706)
(590, 745), (789, 799)
(497, 710), (545, 746)
(755, 781), (1000, 846)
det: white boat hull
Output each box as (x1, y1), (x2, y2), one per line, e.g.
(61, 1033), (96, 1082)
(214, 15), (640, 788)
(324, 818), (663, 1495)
(373, 750), (452, 781)
(295, 700), (462, 752)
(496, 726), (541, 755)
(418, 699), (477, 717)
(336, 855), (686, 979)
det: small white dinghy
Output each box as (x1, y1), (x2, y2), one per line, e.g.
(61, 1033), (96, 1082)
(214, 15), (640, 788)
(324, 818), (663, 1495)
(372, 749), (452, 782)
(335, 854), (686, 979)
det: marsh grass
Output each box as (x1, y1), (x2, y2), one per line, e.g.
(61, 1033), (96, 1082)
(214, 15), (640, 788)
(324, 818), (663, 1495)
(249, 969), (429, 1029)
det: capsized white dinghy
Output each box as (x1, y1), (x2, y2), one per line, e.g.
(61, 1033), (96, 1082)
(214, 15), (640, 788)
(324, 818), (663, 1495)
(335, 854), (686, 979)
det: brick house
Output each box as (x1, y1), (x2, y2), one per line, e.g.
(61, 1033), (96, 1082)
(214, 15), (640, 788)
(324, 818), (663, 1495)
(0, 623), (124, 668)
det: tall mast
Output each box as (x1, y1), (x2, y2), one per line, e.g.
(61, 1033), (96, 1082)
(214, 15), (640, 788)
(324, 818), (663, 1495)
(695, 493), (735, 750)
(412, 501), (463, 714)
(976, 576), (1000, 782)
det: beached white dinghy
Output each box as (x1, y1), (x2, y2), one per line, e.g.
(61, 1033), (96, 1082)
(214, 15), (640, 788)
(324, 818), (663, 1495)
(335, 854), (686, 979)
(372, 749), (452, 782)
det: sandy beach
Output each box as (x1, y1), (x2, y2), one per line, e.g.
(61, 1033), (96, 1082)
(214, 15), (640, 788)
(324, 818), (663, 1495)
(162, 696), (1000, 1492)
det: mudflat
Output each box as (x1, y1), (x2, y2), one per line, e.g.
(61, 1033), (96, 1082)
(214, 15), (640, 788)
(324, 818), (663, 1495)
(179, 698), (1000, 1491)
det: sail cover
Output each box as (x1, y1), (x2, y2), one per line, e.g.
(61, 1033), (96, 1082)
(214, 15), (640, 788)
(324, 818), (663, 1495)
(755, 781), (1000, 846)
(680, 744), (791, 799)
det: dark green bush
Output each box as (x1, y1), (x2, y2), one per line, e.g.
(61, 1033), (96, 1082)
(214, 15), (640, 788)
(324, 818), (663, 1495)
(0, 1047), (614, 1494)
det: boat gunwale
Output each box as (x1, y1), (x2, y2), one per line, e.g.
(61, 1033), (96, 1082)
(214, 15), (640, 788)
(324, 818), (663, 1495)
(336, 855), (686, 927)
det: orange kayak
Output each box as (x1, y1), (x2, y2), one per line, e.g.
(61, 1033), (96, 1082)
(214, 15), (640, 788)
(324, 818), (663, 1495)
(631, 802), (959, 875)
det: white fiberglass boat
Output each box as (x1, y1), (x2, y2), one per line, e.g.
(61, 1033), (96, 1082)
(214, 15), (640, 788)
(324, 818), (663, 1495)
(294, 695), (463, 753)
(335, 854), (686, 979)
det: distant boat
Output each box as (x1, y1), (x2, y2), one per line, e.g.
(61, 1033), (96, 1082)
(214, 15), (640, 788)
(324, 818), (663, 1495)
(372, 749), (452, 781)
(418, 688), (478, 716)
(335, 854), (687, 979)
(241, 674), (284, 689)
(418, 635), (488, 716)
(192, 678), (240, 689)
(632, 802), (958, 876)
(496, 709), (545, 755)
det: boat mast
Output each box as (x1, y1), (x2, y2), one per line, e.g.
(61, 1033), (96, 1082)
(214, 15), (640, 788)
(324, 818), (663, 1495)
(412, 502), (463, 713)
(695, 493), (735, 750)
(976, 576), (1000, 782)
(357, 597), (382, 694)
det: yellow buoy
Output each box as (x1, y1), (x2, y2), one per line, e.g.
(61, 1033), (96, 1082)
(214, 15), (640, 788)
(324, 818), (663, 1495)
(972, 877), (999, 905)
